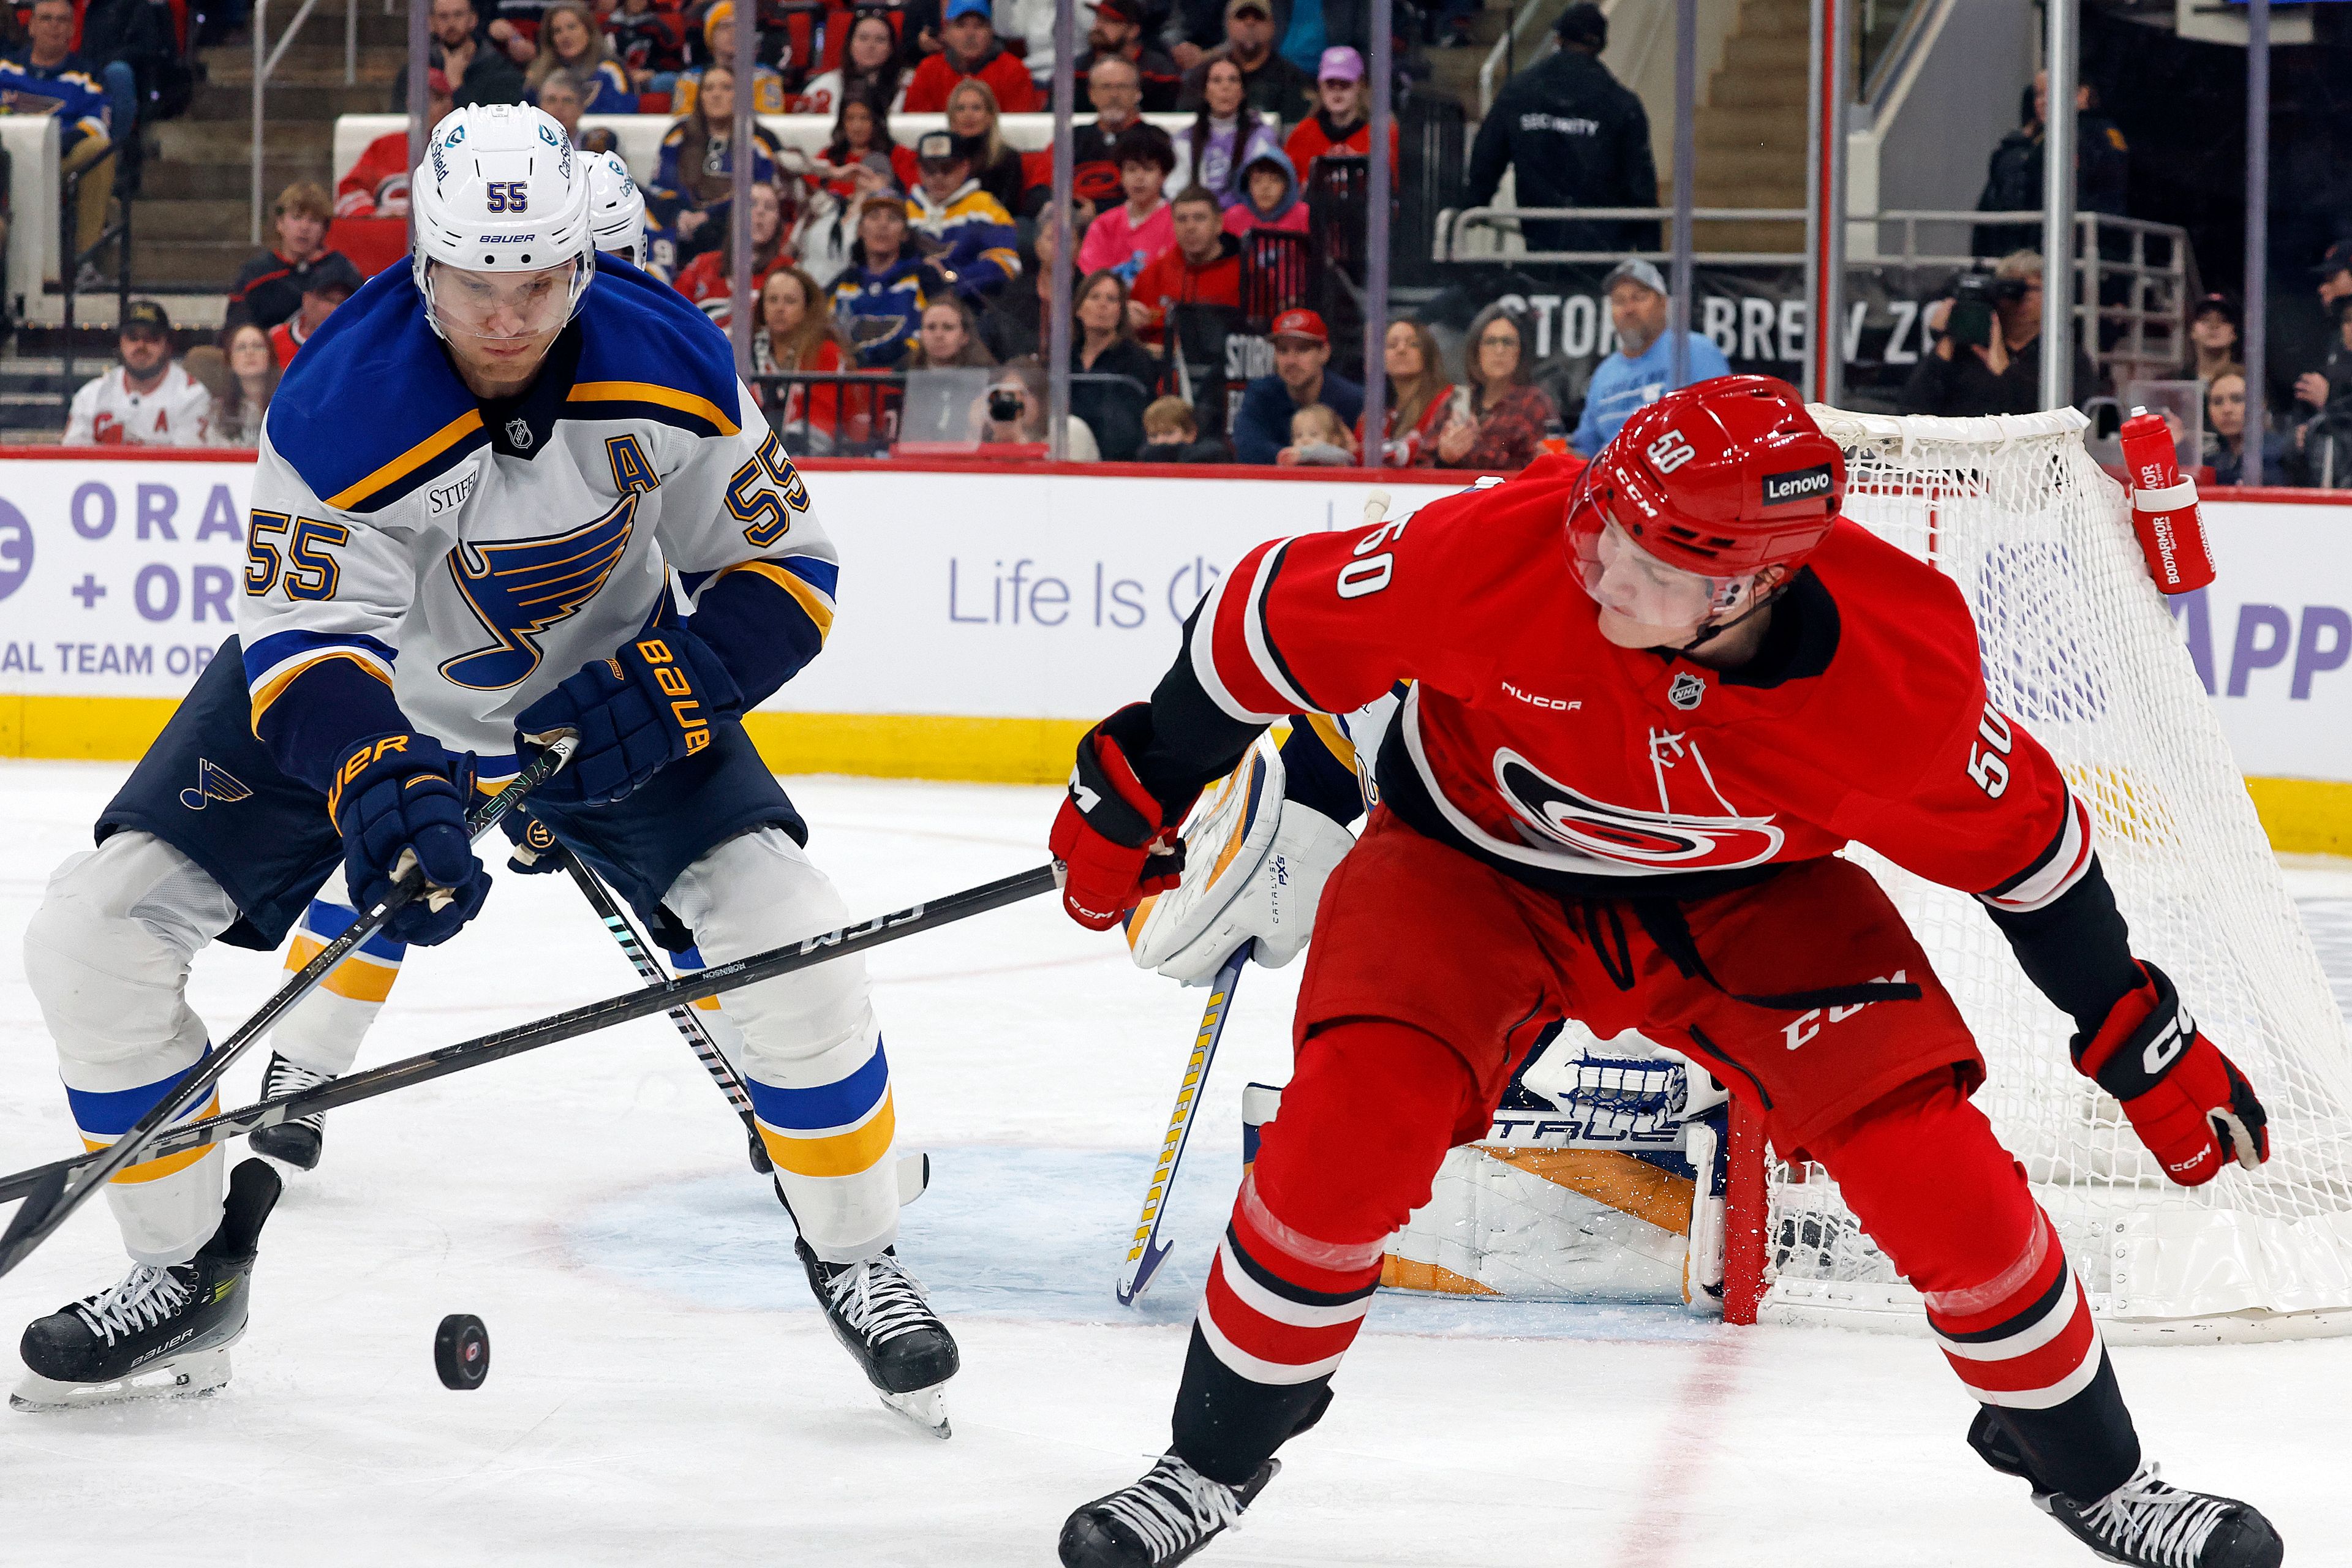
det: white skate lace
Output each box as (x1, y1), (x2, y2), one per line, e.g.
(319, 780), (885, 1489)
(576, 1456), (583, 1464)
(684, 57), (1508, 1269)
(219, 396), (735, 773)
(823, 1252), (940, 1346)
(69, 1263), (192, 1348)
(264, 1055), (331, 1130)
(1097, 1455), (1245, 1562)
(2073, 1464), (2233, 1568)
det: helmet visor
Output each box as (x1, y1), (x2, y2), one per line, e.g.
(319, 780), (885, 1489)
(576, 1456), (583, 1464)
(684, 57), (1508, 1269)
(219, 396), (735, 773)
(425, 258), (587, 349)
(1569, 491), (1760, 631)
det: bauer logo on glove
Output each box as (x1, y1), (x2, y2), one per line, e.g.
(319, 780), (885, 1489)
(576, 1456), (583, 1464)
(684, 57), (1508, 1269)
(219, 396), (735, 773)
(516, 625), (741, 807)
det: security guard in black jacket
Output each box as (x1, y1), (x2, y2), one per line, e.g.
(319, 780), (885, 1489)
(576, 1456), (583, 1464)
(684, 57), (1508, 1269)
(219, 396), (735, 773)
(1462, 2), (1658, 255)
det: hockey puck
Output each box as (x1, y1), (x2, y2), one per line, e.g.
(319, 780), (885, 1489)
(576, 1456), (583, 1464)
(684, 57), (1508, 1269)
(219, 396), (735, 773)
(434, 1314), (490, 1390)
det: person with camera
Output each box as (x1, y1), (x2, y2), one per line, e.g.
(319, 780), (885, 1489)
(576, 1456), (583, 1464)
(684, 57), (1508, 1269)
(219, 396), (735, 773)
(968, 356), (1102, 458)
(1898, 251), (2098, 418)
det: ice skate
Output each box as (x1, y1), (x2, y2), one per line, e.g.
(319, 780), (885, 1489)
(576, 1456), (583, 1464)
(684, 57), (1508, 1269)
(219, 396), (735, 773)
(796, 1238), (959, 1436)
(1058, 1453), (1278, 1567)
(2034, 1463), (2283, 1568)
(13, 1158), (282, 1412)
(247, 1053), (332, 1170)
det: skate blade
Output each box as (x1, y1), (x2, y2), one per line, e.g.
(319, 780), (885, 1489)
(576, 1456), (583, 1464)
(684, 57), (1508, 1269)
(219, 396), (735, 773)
(878, 1383), (951, 1439)
(10, 1346), (232, 1412)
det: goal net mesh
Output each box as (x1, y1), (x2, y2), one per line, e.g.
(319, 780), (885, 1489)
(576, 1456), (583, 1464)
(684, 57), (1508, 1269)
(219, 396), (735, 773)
(1752, 407), (2352, 1336)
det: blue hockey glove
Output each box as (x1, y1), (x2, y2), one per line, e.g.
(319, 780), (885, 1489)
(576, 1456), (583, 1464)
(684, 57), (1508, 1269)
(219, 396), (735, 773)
(500, 810), (566, 875)
(515, 625), (742, 808)
(327, 733), (491, 946)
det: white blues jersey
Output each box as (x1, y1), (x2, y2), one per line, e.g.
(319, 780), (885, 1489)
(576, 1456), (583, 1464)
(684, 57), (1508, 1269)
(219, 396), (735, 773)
(236, 255), (837, 780)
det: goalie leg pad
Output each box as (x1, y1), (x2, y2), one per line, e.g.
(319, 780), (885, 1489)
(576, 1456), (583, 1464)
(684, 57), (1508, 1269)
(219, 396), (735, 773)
(1807, 1072), (2140, 1503)
(663, 826), (897, 1262)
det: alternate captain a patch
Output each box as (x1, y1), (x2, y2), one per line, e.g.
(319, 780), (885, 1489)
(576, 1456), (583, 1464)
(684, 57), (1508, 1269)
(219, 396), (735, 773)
(438, 493), (641, 690)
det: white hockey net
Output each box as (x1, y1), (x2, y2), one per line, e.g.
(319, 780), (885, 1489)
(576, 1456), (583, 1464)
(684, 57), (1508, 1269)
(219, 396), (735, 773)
(1746, 406), (2352, 1341)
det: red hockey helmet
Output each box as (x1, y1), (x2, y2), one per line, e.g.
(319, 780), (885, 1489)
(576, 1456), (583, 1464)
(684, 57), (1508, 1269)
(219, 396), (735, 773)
(1575, 374), (1845, 576)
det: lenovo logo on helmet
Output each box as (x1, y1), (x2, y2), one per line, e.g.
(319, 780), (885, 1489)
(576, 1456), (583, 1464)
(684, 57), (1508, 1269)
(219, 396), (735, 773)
(1762, 463), (1833, 507)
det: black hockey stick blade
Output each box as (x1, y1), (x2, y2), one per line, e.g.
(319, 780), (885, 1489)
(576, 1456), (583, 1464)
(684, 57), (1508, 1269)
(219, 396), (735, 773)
(0, 741), (574, 1280)
(0, 863), (1058, 1207)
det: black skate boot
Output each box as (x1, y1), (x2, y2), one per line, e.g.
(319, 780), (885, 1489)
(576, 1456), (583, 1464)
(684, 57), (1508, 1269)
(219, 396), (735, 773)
(1059, 1452), (1279, 1567)
(796, 1238), (959, 1436)
(13, 1158), (283, 1412)
(2036, 1465), (2283, 1568)
(247, 1053), (331, 1170)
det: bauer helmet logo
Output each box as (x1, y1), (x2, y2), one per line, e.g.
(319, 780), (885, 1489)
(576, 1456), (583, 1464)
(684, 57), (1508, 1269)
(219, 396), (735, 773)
(1644, 429), (1698, 473)
(1762, 462), (1834, 507)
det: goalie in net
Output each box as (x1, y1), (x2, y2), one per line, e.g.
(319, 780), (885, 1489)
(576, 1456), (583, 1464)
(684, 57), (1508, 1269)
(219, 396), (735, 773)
(1046, 377), (2285, 1568)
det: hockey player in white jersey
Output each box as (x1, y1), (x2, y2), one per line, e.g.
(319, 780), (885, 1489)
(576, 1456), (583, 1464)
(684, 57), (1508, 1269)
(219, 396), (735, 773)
(14, 105), (959, 1432)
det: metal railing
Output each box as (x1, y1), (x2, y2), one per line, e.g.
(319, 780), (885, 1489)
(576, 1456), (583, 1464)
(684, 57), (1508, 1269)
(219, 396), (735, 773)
(59, 138), (132, 403)
(252, 0), (361, 241)
(1436, 205), (1810, 267)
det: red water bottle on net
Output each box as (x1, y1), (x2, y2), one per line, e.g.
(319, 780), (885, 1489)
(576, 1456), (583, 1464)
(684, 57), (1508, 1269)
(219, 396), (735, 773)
(2117, 407), (2216, 594)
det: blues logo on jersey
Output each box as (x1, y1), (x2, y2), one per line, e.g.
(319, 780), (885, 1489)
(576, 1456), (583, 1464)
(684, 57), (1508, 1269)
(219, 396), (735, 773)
(439, 493), (639, 690)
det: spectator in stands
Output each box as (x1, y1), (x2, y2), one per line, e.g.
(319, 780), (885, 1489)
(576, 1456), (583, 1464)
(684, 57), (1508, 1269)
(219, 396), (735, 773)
(1078, 124), (1176, 282)
(1279, 402), (1356, 464)
(477, 2), (537, 67)
(1232, 306), (1361, 462)
(831, 187), (944, 366)
(800, 9), (906, 115)
(1069, 267), (1158, 458)
(905, 0), (1039, 113)
(1071, 0), (1182, 111)
(673, 178), (788, 329)
(78, 0), (173, 145)
(1164, 0), (1225, 69)
(339, 71), (454, 217)
(2206, 369), (2286, 489)
(535, 70), (619, 154)
(2189, 292), (2241, 385)
(208, 322), (278, 448)
(1178, 0), (1311, 121)
(2, 0), (118, 274)
(650, 65), (784, 264)
(674, 1), (788, 113)
(398, 0), (528, 109)
(755, 263), (862, 451)
(1899, 250), (2098, 417)
(1358, 317), (1452, 467)
(1128, 184), (1240, 349)
(1464, 3), (1657, 255)
(810, 88), (913, 195)
(527, 2), (632, 109)
(227, 181), (339, 331)
(1170, 56), (1280, 206)
(2291, 291), (2352, 486)
(269, 252), (361, 366)
(1284, 47), (1395, 181)
(2293, 243), (2352, 415)
(907, 129), (1020, 305)
(65, 299), (212, 445)
(1570, 258), (1727, 456)
(978, 202), (1075, 359)
(973, 355), (1101, 458)
(944, 79), (1031, 217)
(1436, 303), (1554, 472)
(1139, 394), (1229, 461)
(609, 0), (690, 91)
(1069, 56), (1146, 221)
(1973, 72), (2128, 258)
(909, 295), (997, 369)
(1221, 146), (1305, 235)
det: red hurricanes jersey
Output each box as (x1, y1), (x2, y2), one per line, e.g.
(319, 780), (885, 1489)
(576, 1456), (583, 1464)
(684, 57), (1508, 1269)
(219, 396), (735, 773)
(1188, 456), (2092, 914)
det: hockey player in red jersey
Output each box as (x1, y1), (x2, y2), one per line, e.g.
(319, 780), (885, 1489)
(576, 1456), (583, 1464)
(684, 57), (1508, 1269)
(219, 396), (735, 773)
(1046, 377), (2283, 1568)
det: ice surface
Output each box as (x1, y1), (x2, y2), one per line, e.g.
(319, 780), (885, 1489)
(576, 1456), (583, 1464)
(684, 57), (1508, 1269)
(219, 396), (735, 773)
(1, 762), (2346, 1566)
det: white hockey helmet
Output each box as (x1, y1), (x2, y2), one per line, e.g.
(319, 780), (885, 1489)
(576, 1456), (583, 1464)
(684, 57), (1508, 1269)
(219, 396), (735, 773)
(409, 103), (595, 342)
(586, 151), (647, 266)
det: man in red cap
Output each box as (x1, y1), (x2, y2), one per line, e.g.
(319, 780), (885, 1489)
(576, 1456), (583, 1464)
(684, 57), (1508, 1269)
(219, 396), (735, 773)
(335, 70), (455, 219)
(1229, 307), (1362, 464)
(1045, 375), (2285, 1568)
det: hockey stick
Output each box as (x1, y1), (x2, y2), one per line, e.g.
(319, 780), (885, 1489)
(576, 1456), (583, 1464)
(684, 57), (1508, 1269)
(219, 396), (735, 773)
(554, 846), (774, 1175)
(0, 741), (575, 1281)
(1117, 942), (1250, 1306)
(0, 863), (1058, 1207)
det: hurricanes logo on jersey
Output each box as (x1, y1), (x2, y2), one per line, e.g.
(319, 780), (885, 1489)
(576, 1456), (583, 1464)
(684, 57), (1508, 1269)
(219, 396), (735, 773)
(439, 493), (640, 690)
(1491, 748), (1784, 869)
(178, 758), (253, 811)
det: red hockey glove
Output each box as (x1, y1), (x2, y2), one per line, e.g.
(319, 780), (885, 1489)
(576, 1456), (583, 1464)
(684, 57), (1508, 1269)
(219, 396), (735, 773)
(2073, 962), (2269, 1187)
(1050, 704), (1190, 930)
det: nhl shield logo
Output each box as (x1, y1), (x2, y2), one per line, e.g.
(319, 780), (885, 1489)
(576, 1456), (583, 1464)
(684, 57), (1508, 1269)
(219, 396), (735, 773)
(505, 416), (535, 450)
(1668, 671), (1705, 710)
